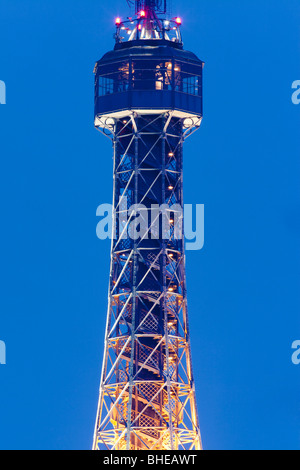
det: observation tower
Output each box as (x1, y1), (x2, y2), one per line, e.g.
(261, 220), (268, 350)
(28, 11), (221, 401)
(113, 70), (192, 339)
(93, 0), (204, 450)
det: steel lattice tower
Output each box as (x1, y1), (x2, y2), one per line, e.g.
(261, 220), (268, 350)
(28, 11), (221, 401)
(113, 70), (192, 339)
(93, 0), (204, 450)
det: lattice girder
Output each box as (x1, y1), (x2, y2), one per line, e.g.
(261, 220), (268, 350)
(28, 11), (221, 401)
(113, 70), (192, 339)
(93, 112), (202, 450)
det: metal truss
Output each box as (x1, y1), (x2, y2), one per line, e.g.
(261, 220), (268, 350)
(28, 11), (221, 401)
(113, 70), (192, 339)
(93, 111), (202, 450)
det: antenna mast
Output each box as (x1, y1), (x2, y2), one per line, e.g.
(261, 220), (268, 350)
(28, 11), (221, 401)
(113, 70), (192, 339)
(135, 0), (167, 14)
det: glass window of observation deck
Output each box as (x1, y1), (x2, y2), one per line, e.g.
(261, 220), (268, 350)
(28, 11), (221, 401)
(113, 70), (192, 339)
(174, 61), (202, 96)
(98, 61), (130, 96)
(132, 60), (173, 91)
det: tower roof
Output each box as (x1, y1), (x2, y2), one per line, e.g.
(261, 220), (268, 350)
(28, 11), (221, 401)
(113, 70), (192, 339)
(95, 42), (203, 72)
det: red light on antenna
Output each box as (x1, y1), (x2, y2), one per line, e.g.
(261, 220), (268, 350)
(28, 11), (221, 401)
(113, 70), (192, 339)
(140, 10), (146, 17)
(115, 17), (121, 25)
(175, 17), (182, 25)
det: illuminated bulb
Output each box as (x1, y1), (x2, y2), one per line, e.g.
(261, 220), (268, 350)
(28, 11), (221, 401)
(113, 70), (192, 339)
(115, 17), (121, 25)
(168, 185), (174, 190)
(140, 10), (146, 17)
(175, 17), (182, 25)
(183, 117), (194, 129)
(168, 152), (174, 157)
(105, 117), (115, 128)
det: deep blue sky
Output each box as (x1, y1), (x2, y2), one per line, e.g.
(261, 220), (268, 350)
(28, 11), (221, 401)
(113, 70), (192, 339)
(0, 0), (299, 450)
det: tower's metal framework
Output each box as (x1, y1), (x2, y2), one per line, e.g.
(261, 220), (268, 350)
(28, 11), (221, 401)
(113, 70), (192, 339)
(93, 0), (204, 450)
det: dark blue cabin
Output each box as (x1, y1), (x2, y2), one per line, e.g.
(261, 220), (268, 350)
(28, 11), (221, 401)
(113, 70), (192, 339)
(94, 38), (203, 124)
